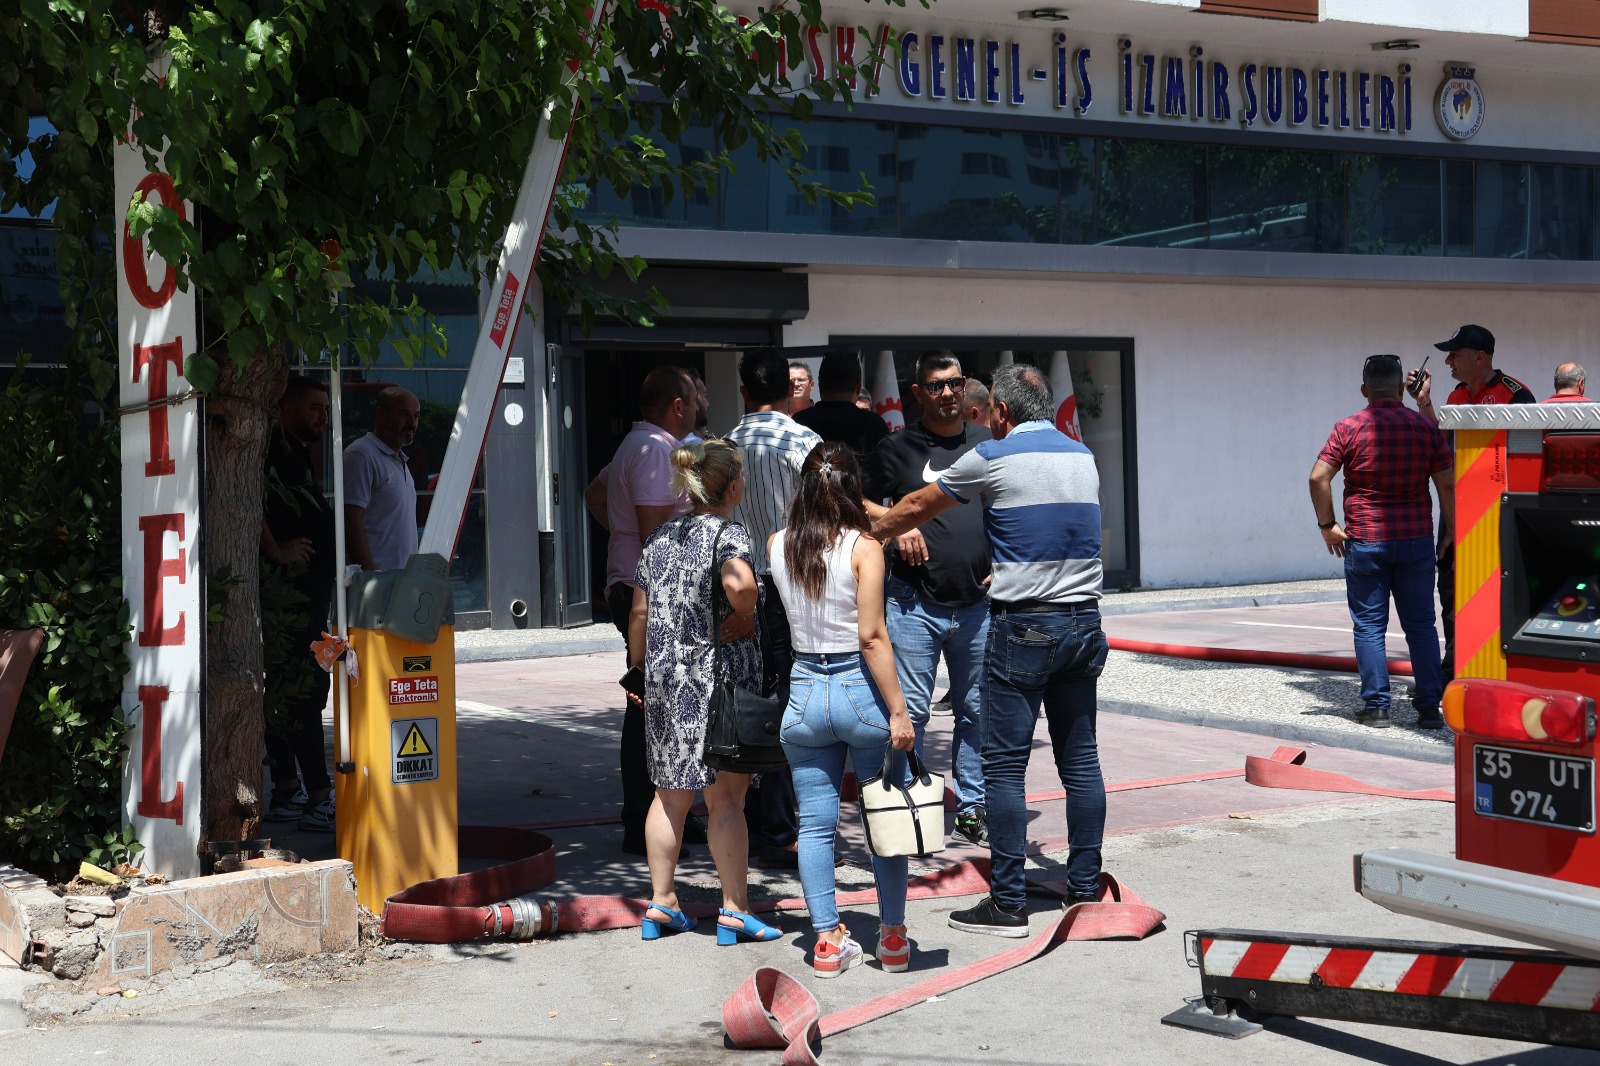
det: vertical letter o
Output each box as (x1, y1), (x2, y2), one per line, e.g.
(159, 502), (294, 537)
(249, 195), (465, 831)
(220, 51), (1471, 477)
(123, 172), (185, 310)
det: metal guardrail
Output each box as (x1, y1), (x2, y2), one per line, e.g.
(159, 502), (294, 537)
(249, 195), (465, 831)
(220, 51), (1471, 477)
(1438, 403), (1600, 431)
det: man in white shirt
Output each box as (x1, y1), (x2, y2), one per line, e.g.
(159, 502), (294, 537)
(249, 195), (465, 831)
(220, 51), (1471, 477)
(344, 387), (420, 571)
(727, 349), (821, 868)
(592, 366), (696, 856)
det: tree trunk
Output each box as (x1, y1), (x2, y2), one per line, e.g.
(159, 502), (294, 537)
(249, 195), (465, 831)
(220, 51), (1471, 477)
(203, 347), (287, 845)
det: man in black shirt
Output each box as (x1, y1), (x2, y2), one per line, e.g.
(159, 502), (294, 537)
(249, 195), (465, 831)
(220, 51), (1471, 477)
(794, 349), (891, 457)
(863, 351), (993, 846)
(261, 375), (337, 832)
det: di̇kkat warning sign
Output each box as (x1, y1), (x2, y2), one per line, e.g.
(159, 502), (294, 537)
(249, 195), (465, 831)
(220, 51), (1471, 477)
(391, 717), (439, 784)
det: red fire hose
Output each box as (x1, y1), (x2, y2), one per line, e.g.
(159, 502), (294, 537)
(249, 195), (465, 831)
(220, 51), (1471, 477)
(1108, 637), (1414, 676)
(378, 747), (1447, 942)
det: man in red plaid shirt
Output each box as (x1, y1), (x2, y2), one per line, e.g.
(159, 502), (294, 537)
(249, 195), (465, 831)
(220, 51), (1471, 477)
(1310, 355), (1455, 730)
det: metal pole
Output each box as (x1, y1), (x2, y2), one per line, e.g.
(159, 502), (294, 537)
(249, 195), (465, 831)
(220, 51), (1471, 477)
(329, 342), (353, 773)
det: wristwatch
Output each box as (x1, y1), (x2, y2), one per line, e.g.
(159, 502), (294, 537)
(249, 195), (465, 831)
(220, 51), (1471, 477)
(1317, 519), (1336, 530)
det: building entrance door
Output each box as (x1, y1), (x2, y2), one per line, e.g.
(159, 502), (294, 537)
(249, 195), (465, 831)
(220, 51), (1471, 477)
(549, 344), (592, 627)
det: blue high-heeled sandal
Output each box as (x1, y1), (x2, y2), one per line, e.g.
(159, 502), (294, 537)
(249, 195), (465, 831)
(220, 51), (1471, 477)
(640, 903), (696, 940)
(716, 908), (782, 945)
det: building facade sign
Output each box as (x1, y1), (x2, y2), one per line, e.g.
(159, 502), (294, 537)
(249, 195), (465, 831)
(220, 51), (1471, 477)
(114, 53), (204, 879)
(739, 10), (1486, 142)
(1436, 66), (1486, 140)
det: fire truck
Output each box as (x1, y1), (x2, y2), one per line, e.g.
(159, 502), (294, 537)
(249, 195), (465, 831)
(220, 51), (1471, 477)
(1167, 403), (1600, 1049)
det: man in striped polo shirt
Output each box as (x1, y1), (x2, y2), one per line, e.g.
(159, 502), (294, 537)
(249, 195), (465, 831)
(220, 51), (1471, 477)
(872, 363), (1109, 937)
(728, 348), (822, 868)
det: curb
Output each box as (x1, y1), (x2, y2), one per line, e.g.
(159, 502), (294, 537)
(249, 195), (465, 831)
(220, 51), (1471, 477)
(1098, 589), (1343, 617)
(1100, 699), (1453, 765)
(456, 635), (623, 664)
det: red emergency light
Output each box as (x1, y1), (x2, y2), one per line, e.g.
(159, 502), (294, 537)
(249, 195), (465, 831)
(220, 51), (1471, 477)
(1540, 433), (1600, 493)
(1442, 678), (1595, 747)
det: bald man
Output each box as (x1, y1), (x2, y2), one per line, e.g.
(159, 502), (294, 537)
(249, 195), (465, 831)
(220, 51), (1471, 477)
(344, 386), (421, 571)
(1544, 363), (1589, 403)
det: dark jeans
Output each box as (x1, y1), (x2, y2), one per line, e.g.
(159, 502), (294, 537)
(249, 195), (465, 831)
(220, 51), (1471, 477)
(1344, 537), (1444, 712)
(748, 575), (797, 849)
(982, 604), (1108, 905)
(265, 625), (332, 798)
(1437, 528), (1455, 683)
(606, 581), (654, 834)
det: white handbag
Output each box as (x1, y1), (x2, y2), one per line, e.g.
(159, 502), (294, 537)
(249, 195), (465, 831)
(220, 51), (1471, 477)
(859, 746), (946, 858)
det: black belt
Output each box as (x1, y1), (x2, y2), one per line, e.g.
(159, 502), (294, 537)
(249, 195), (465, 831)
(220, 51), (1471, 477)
(989, 598), (1098, 615)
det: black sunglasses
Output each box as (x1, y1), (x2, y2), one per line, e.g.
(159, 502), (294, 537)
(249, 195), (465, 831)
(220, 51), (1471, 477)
(919, 376), (967, 395)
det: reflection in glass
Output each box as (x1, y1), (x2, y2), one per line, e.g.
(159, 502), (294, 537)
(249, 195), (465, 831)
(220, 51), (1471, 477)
(1095, 141), (1207, 248)
(582, 122), (718, 229)
(723, 118), (896, 235)
(898, 126), (1058, 242)
(568, 112), (1599, 261)
(1347, 156), (1441, 256)
(1205, 146), (1346, 253)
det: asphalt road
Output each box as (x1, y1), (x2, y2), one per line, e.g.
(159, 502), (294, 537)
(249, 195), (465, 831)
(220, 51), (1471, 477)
(8, 795), (1598, 1065)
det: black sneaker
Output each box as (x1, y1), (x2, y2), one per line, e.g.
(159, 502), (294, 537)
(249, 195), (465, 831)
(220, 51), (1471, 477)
(953, 809), (989, 848)
(1355, 705), (1392, 729)
(948, 895), (1028, 938)
(1414, 709), (1446, 730)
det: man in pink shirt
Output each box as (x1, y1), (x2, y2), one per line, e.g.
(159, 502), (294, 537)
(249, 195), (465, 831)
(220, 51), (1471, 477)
(593, 366), (695, 855)
(1543, 363), (1589, 403)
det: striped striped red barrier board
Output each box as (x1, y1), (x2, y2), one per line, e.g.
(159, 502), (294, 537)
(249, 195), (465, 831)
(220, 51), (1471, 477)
(1200, 932), (1600, 1012)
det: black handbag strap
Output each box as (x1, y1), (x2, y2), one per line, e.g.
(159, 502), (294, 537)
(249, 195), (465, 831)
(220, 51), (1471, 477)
(707, 518), (763, 682)
(871, 744), (933, 791)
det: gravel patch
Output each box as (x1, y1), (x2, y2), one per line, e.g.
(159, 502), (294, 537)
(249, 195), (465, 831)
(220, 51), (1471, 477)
(1099, 651), (1452, 761)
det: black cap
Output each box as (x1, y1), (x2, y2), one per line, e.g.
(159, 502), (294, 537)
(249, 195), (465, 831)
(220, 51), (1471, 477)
(1434, 324), (1495, 354)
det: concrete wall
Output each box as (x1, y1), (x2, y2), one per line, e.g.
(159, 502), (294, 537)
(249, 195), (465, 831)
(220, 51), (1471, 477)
(793, 270), (1600, 587)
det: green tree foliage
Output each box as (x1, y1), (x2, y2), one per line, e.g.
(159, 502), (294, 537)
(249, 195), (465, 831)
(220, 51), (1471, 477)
(0, 0), (917, 851)
(0, 364), (130, 879)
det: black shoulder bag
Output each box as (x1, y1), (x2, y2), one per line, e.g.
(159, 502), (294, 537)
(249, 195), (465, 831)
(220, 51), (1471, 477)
(701, 521), (788, 774)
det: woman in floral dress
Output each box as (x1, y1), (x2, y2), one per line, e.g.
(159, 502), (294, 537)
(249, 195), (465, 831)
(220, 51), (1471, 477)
(625, 439), (780, 944)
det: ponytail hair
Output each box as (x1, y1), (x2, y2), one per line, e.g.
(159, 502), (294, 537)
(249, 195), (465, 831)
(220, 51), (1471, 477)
(784, 441), (870, 602)
(670, 438), (743, 508)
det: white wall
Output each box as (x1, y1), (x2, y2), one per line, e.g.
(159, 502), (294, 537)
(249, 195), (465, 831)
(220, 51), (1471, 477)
(794, 271), (1600, 588)
(1324, 0), (1527, 38)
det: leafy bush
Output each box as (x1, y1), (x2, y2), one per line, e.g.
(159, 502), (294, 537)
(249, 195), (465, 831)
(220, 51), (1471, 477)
(0, 363), (131, 880)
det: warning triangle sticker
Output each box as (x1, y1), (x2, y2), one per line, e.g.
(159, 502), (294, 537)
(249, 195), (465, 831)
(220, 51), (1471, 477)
(397, 723), (433, 758)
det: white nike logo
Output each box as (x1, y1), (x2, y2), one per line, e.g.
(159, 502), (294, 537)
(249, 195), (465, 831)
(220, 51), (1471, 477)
(921, 461), (942, 484)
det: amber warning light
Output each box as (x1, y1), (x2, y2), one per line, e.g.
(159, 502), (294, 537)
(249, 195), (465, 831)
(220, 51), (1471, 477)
(1442, 678), (1596, 747)
(1541, 433), (1600, 493)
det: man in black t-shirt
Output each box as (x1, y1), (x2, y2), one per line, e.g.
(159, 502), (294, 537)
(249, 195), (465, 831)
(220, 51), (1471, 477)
(261, 375), (337, 831)
(863, 351), (993, 847)
(794, 349), (890, 457)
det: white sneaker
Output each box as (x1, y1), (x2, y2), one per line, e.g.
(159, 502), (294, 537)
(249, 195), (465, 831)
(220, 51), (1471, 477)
(812, 934), (864, 979)
(266, 788), (308, 822)
(298, 797), (335, 832)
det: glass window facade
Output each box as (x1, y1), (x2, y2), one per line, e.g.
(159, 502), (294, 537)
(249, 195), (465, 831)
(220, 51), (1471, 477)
(577, 115), (1600, 259)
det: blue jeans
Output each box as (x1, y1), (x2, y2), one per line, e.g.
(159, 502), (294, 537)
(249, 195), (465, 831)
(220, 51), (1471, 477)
(885, 576), (988, 817)
(780, 652), (909, 932)
(1344, 537), (1444, 712)
(983, 604), (1108, 906)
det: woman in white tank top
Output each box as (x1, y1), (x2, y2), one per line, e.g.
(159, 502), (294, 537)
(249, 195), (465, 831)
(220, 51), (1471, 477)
(768, 442), (915, 979)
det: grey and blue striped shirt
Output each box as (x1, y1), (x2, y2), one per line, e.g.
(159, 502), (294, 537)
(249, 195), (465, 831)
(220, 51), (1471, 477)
(936, 420), (1103, 605)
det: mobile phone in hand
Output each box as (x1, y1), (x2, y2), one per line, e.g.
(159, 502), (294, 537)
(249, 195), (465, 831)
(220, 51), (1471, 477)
(620, 666), (645, 698)
(1407, 354), (1430, 399)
